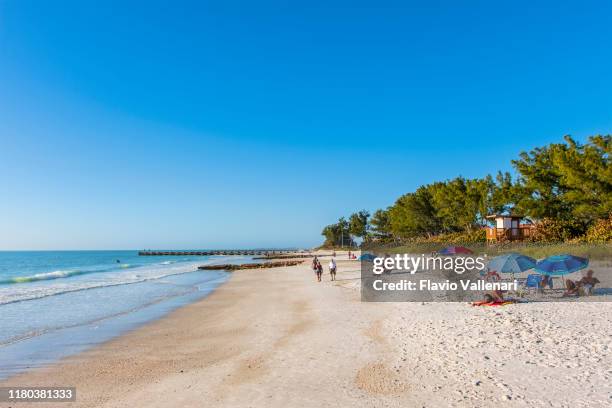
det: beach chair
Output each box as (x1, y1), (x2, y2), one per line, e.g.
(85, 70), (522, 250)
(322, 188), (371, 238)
(524, 274), (542, 295)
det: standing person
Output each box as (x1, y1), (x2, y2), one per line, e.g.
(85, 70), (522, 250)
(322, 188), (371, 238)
(329, 258), (337, 281)
(348, 250), (351, 259)
(316, 260), (323, 282)
(312, 256), (319, 281)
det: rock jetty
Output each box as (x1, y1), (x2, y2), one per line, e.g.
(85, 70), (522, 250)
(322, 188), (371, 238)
(198, 260), (304, 271)
(252, 254), (321, 260)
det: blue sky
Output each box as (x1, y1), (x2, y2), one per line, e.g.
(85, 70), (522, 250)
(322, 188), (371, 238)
(1, 1), (611, 249)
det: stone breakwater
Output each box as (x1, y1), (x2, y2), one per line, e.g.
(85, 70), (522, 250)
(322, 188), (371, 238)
(139, 250), (295, 256)
(198, 261), (304, 271)
(253, 254), (325, 260)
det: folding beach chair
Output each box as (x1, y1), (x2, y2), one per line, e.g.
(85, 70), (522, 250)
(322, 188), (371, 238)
(524, 274), (542, 294)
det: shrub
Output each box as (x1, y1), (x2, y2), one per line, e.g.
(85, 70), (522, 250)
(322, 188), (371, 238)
(427, 229), (486, 244)
(584, 214), (612, 243)
(528, 218), (584, 242)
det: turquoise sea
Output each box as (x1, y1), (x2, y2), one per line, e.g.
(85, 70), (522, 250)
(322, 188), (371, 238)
(0, 250), (244, 379)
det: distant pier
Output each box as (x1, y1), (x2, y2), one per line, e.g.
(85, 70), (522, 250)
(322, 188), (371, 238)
(138, 250), (299, 256)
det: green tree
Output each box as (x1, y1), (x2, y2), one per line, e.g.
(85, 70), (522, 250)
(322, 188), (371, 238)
(370, 208), (392, 240)
(388, 186), (442, 238)
(321, 217), (353, 247)
(322, 135), (610, 245)
(349, 210), (370, 239)
(386, 175), (516, 239)
(429, 177), (489, 232)
(552, 135), (611, 223)
(513, 135), (611, 228)
(490, 171), (517, 215)
(513, 140), (573, 221)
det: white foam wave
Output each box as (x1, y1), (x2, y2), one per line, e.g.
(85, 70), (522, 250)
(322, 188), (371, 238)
(0, 258), (228, 305)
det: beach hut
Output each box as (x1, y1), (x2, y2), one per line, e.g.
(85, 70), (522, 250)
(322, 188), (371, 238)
(485, 214), (534, 243)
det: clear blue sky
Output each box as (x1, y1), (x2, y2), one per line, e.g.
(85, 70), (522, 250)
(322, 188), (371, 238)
(1, 1), (611, 249)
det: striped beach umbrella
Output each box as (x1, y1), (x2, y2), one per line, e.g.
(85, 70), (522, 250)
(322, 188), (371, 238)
(487, 253), (536, 274)
(535, 254), (589, 276)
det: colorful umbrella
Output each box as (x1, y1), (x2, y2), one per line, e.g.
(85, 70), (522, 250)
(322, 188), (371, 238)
(439, 246), (473, 255)
(535, 254), (589, 276)
(359, 253), (376, 261)
(487, 253), (536, 274)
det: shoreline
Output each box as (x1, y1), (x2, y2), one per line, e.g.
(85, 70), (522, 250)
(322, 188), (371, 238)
(0, 252), (387, 407)
(0, 269), (231, 381)
(0, 254), (256, 380)
(1, 252), (610, 407)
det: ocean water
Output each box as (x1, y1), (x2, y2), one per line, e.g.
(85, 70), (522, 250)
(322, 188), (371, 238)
(0, 251), (244, 379)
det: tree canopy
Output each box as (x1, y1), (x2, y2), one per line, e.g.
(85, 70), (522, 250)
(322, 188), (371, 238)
(512, 135), (611, 226)
(321, 217), (354, 247)
(321, 135), (611, 245)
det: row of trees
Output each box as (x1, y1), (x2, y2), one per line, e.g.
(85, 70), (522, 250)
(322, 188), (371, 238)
(321, 211), (368, 248)
(321, 135), (611, 246)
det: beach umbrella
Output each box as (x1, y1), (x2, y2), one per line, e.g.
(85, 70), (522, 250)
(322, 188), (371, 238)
(535, 254), (589, 276)
(439, 246), (473, 255)
(487, 253), (536, 274)
(359, 253), (376, 261)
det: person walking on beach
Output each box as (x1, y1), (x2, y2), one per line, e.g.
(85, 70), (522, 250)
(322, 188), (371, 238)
(316, 260), (323, 282)
(329, 258), (337, 281)
(312, 256), (320, 281)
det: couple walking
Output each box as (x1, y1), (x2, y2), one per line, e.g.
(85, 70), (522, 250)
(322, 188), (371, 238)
(312, 256), (337, 282)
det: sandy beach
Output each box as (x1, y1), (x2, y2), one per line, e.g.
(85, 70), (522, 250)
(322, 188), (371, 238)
(1, 253), (610, 408)
(4, 3), (611, 407)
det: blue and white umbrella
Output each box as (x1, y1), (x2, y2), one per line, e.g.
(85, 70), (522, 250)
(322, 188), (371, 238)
(359, 253), (376, 261)
(487, 253), (536, 274)
(535, 254), (589, 276)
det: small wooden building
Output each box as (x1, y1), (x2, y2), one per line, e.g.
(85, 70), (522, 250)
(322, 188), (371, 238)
(485, 214), (534, 242)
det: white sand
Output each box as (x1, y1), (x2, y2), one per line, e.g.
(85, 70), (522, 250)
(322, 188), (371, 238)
(1, 252), (610, 407)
